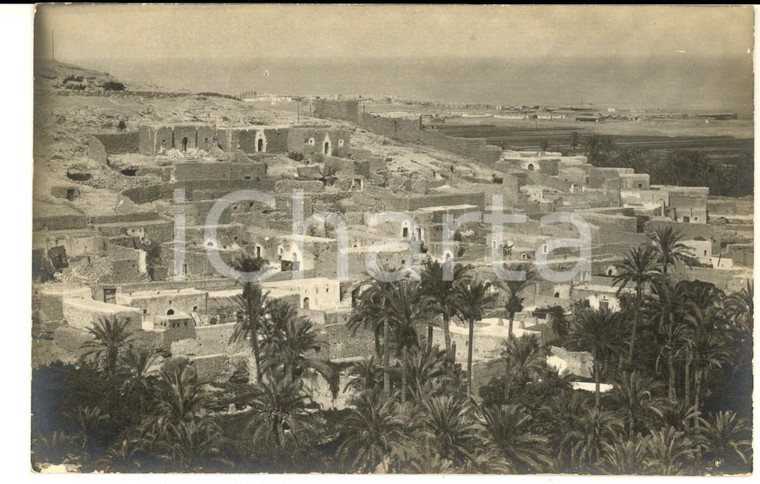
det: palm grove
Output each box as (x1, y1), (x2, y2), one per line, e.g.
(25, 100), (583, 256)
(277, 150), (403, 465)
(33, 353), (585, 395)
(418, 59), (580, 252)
(32, 227), (752, 474)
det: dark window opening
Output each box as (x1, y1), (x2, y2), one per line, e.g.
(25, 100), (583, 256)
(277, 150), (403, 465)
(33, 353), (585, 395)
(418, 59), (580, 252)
(181, 137), (188, 152)
(166, 309), (175, 315)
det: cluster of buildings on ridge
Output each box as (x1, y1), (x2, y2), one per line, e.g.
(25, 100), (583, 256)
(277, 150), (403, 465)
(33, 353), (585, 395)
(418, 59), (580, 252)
(33, 100), (753, 407)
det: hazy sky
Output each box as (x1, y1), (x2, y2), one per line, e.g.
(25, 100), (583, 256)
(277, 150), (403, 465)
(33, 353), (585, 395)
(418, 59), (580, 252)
(36, 5), (754, 63)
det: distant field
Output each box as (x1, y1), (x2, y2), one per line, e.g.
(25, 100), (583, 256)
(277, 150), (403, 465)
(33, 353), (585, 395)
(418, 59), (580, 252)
(435, 123), (753, 158)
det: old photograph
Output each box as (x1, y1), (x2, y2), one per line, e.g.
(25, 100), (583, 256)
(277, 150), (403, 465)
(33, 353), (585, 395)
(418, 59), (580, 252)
(30, 4), (754, 475)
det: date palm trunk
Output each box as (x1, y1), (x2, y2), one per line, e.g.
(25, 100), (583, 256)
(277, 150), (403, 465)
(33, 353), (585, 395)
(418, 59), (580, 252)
(593, 348), (601, 412)
(693, 367), (702, 428)
(246, 288), (262, 383)
(668, 350), (676, 401)
(467, 318), (475, 400)
(627, 285), (642, 365)
(401, 345), (408, 403)
(443, 312), (452, 357)
(383, 319), (390, 396)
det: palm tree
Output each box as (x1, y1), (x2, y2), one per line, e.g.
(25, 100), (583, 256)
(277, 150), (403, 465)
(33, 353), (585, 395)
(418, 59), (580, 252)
(539, 392), (587, 471)
(650, 399), (700, 433)
(344, 356), (383, 395)
(247, 375), (318, 452)
(32, 431), (78, 468)
(643, 426), (696, 475)
(609, 372), (663, 438)
(499, 264), (535, 340)
(348, 275), (396, 396)
(572, 407), (624, 471)
(118, 345), (158, 405)
(403, 345), (456, 403)
(500, 334), (546, 382)
(81, 317), (133, 377)
(479, 404), (553, 473)
(723, 280), (754, 376)
(259, 299), (331, 385)
(65, 405), (107, 458)
(384, 279), (433, 402)
(649, 226), (695, 274)
(420, 259), (468, 355)
(155, 419), (223, 472)
(684, 303), (729, 427)
(338, 391), (404, 473)
(724, 279), (753, 328)
(421, 396), (481, 467)
(99, 438), (144, 472)
(648, 276), (688, 400)
(230, 255), (270, 383)
(699, 410), (752, 473)
(452, 277), (495, 399)
(568, 308), (622, 411)
(599, 432), (647, 474)
(613, 246), (660, 365)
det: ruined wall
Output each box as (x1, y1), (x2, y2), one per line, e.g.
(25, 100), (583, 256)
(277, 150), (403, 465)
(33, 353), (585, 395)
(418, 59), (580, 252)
(170, 322), (246, 356)
(121, 179), (276, 204)
(419, 130), (503, 166)
(33, 229), (106, 259)
(88, 132), (141, 164)
(324, 322), (376, 360)
(33, 215), (88, 232)
(383, 192), (486, 212)
(171, 162), (267, 182)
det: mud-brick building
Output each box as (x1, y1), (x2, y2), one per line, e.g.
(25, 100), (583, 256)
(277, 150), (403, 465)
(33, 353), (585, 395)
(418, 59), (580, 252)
(139, 123), (217, 155)
(288, 126), (351, 158)
(216, 126), (289, 154)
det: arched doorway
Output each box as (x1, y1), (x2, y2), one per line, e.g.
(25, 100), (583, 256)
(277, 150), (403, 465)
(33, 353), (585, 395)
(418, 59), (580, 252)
(181, 137), (188, 152)
(303, 297), (310, 310)
(257, 138), (264, 152)
(324, 141), (331, 155)
(527, 163), (535, 171)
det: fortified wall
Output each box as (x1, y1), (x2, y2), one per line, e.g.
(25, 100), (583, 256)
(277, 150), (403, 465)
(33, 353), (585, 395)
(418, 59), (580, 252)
(312, 100), (502, 165)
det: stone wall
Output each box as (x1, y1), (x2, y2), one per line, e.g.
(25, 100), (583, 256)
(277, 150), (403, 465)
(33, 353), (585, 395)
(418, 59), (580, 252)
(171, 162), (267, 182)
(88, 132), (141, 164)
(62, 298), (143, 332)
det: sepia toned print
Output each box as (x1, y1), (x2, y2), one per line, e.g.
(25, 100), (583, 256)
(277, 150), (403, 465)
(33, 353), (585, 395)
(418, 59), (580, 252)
(31, 4), (753, 474)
